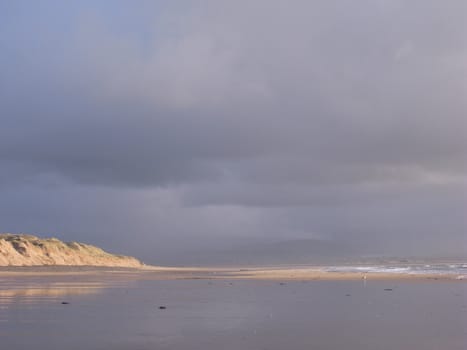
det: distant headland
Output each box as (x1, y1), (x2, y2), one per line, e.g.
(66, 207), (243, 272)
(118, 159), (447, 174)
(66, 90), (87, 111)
(0, 233), (144, 268)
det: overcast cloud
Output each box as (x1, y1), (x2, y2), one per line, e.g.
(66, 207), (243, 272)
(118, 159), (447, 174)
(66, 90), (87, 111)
(0, 1), (466, 264)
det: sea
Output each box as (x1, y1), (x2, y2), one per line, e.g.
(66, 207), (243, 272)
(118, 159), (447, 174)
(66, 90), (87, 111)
(323, 262), (467, 277)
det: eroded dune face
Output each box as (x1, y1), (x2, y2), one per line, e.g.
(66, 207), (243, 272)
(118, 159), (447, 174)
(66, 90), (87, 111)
(0, 234), (143, 267)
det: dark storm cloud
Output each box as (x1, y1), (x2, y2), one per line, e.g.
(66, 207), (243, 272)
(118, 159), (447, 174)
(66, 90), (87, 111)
(1, 0), (465, 188)
(0, 0), (465, 261)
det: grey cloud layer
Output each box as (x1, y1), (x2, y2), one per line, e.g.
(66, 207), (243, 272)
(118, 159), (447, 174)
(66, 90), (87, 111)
(2, 1), (465, 189)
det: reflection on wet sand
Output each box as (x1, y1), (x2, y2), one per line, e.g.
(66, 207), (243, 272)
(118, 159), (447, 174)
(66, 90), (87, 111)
(0, 282), (106, 305)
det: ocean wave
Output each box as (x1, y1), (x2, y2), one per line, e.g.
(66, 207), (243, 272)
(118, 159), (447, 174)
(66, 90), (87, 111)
(324, 264), (467, 275)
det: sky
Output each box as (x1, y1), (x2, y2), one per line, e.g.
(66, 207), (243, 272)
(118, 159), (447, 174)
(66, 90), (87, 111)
(0, 1), (466, 264)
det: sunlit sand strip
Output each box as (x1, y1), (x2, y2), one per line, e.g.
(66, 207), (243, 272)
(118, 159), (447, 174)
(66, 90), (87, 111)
(216, 268), (467, 281)
(0, 266), (466, 281)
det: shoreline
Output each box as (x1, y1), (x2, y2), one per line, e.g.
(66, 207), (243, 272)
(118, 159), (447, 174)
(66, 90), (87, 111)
(0, 265), (465, 281)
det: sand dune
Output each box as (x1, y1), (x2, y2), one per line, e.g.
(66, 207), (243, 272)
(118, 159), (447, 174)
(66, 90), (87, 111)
(0, 233), (143, 267)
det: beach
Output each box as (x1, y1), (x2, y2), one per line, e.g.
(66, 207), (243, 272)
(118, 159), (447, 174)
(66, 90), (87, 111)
(1, 267), (466, 350)
(1, 264), (466, 280)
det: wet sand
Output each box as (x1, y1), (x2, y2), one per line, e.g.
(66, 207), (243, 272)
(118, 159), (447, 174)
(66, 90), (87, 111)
(0, 271), (466, 350)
